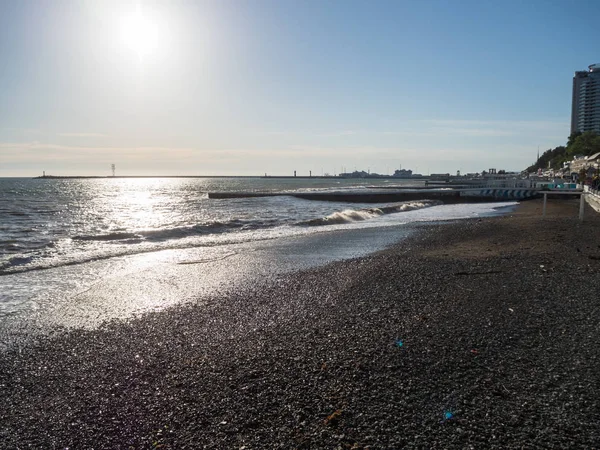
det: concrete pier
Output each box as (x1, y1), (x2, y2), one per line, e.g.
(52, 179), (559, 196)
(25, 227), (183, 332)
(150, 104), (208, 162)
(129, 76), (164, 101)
(207, 188), (541, 203)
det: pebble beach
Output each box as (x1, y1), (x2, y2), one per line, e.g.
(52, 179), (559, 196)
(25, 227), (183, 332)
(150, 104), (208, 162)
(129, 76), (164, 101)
(2, 198), (600, 449)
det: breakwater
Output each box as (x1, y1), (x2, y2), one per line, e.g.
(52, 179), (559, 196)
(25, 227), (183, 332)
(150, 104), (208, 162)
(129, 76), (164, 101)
(208, 189), (540, 203)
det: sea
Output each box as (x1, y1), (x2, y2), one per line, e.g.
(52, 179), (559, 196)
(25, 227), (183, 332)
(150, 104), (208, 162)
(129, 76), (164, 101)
(0, 177), (516, 342)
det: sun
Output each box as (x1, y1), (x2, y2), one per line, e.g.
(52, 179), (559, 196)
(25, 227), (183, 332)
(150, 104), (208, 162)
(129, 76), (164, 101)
(120, 5), (159, 61)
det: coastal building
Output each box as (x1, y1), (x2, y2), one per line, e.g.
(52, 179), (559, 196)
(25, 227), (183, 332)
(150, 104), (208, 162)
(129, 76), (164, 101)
(566, 153), (600, 179)
(392, 169), (413, 178)
(571, 64), (600, 134)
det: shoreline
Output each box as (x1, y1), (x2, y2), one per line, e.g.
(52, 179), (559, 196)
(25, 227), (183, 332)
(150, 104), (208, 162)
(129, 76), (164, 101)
(0, 202), (511, 330)
(1, 198), (600, 447)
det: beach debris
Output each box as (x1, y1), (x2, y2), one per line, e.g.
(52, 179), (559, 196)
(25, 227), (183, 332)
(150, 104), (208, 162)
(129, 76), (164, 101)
(509, 308), (514, 313)
(441, 411), (454, 423)
(395, 339), (404, 348)
(324, 409), (343, 426)
(470, 349), (479, 355)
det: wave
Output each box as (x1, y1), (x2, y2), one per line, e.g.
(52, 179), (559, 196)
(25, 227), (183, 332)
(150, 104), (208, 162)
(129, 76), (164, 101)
(0, 200), (440, 276)
(72, 219), (277, 243)
(302, 208), (383, 225)
(0, 228), (285, 277)
(300, 200), (440, 226)
(73, 232), (141, 241)
(0, 219), (281, 276)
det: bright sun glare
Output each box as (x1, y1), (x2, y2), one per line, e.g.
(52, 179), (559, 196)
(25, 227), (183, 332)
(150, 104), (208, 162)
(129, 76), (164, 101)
(121, 5), (159, 60)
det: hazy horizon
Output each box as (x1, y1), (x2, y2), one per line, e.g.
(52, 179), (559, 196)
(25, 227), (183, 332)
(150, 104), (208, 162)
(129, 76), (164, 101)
(1, 0), (599, 177)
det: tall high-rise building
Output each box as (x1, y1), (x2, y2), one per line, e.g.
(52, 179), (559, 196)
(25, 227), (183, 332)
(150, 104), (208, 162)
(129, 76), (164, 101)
(571, 63), (600, 135)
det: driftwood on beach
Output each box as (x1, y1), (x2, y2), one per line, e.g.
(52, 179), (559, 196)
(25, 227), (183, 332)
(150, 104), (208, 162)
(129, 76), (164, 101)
(1, 198), (599, 448)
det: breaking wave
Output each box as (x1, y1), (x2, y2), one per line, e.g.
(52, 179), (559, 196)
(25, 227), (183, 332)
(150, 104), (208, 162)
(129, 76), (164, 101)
(72, 219), (278, 243)
(300, 200), (441, 226)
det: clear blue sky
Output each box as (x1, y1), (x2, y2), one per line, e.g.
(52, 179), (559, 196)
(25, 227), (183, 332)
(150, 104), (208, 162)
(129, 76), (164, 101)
(1, 0), (599, 176)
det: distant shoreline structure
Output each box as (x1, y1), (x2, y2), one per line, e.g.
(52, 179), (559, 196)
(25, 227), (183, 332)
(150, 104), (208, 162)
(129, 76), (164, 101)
(33, 167), (489, 181)
(35, 175), (342, 180)
(33, 174), (430, 180)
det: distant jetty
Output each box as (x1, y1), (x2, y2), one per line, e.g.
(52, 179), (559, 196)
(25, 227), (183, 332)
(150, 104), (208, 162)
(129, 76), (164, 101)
(33, 172), (427, 180)
(36, 175), (273, 179)
(34, 175), (362, 180)
(208, 188), (544, 203)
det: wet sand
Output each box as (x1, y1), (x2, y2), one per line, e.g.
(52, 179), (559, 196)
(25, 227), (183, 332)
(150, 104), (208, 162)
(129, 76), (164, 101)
(1, 198), (600, 448)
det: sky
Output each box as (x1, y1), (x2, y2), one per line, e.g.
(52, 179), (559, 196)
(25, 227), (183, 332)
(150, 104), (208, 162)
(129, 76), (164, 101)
(1, 0), (599, 177)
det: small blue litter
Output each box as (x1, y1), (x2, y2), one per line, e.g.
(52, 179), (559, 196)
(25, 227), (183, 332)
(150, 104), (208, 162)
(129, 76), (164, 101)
(444, 412), (453, 420)
(395, 340), (404, 347)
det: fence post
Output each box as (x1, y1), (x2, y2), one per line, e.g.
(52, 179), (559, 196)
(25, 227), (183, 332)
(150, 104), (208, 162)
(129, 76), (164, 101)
(542, 192), (547, 218)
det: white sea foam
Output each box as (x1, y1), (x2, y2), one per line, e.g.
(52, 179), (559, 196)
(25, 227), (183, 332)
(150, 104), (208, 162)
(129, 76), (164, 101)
(311, 208), (383, 224)
(302, 200), (439, 226)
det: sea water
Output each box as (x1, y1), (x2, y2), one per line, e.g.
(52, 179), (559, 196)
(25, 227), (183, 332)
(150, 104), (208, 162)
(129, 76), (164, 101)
(0, 177), (516, 335)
